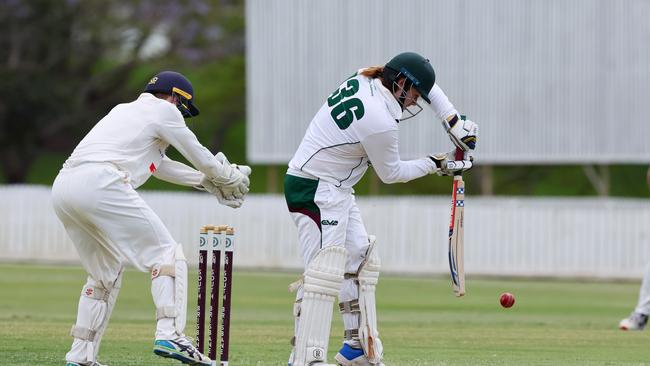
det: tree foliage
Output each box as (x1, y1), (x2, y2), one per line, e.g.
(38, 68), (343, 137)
(0, 0), (244, 183)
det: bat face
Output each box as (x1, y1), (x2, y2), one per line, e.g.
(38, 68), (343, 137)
(448, 175), (465, 297)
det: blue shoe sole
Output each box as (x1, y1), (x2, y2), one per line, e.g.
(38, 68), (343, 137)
(336, 343), (366, 363)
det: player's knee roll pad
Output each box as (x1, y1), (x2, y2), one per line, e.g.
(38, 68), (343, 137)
(70, 269), (123, 363)
(152, 243), (188, 336)
(293, 245), (348, 366)
(358, 235), (383, 364)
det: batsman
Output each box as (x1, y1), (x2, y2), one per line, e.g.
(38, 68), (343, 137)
(52, 71), (251, 366)
(283, 52), (478, 365)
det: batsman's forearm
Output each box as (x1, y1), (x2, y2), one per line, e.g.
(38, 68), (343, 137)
(427, 84), (458, 122)
(363, 130), (435, 184)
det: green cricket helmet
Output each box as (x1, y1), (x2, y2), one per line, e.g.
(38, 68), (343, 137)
(384, 52), (436, 103)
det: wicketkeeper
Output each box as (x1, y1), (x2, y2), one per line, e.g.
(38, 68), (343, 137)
(52, 71), (251, 366)
(283, 52), (478, 365)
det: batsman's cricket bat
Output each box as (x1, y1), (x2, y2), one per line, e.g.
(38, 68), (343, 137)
(448, 148), (466, 297)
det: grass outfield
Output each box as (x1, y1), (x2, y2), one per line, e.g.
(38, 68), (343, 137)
(0, 264), (648, 366)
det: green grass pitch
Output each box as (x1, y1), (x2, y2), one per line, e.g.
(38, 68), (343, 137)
(0, 264), (648, 366)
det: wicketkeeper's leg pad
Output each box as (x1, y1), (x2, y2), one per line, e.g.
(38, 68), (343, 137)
(151, 243), (188, 337)
(68, 269), (123, 364)
(293, 245), (348, 366)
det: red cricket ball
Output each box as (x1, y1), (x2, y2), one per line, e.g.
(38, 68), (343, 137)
(500, 292), (515, 308)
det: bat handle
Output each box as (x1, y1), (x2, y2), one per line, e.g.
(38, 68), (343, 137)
(453, 148), (465, 176)
(454, 147), (466, 160)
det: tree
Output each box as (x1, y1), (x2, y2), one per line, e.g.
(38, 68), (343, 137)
(0, 0), (244, 183)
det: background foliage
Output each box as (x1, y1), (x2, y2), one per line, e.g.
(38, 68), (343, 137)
(1, 0), (647, 196)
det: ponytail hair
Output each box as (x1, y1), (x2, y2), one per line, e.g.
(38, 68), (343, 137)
(360, 66), (397, 91)
(359, 66), (384, 78)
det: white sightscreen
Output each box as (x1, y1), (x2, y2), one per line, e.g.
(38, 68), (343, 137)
(246, 0), (650, 164)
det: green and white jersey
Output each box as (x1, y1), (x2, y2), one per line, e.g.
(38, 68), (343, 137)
(288, 72), (436, 189)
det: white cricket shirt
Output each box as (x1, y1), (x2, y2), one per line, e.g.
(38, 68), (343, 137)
(65, 93), (218, 188)
(288, 73), (436, 188)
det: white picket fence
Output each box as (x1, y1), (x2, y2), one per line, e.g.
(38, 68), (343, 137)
(1, 185), (649, 279)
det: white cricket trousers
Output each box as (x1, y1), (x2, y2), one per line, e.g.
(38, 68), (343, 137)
(52, 163), (177, 280)
(284, 174), (371, 344)
(52, 162), (180, 363)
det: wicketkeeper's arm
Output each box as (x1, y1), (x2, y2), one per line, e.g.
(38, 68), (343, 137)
(156, 121), (230, 181)
(152, 156), (203, 186)
(156, 118), (249, 198)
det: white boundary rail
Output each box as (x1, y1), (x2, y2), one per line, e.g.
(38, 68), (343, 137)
(1, 185), (649, 279)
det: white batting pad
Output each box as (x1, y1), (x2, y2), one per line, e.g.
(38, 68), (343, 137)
(68, 270), (123, 363)
(293, 245), (348, 366)
(358, 237), (383, 364)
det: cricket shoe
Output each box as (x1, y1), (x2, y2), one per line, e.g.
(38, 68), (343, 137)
(334, 344), (384, 366)
(66, 362), (106, 366)
(153, 336), (212, 365)
(619, 312), (649, 331)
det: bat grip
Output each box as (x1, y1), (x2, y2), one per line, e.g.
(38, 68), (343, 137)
(454, 147), (466, 160)
(453, 148), (465, 176)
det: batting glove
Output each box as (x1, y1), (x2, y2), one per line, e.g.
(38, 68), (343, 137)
(442, 115), (478, 151)
(429, 151), (473, 176)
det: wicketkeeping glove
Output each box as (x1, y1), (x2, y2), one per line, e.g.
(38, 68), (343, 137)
(196, 177), (244, 208)
(215, 152), (252, 178)
(209, 153), (251, 199)
(196, 152), (253, 208)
